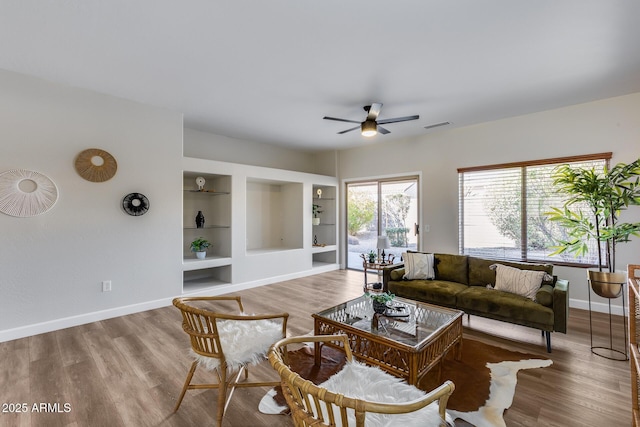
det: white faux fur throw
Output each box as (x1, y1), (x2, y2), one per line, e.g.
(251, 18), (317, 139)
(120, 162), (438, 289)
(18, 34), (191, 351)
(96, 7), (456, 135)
(316, 360), (452, 427)
(190, 317), (283, 371)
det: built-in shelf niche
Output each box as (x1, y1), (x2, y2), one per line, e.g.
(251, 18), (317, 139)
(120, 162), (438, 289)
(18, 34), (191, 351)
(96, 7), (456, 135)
(246, 178), (303, 252)
(312, 185), (337, 247)
(183, 265), (232, 292)
(182, 172), (231, 260)
(312, 249), (337, 267)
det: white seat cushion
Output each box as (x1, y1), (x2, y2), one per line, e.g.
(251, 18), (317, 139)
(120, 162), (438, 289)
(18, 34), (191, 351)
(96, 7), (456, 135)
(317, 360), (451, 427)
(191, 317), (283, 371)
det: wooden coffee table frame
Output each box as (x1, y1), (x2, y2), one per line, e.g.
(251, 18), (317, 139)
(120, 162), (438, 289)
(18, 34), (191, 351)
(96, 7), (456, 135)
(312, 297), (463, 385)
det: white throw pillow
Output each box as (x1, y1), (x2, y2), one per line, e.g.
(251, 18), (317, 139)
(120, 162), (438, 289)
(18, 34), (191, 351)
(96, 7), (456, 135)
(402, 252), (435, 280)
(491, 264), (546, 300)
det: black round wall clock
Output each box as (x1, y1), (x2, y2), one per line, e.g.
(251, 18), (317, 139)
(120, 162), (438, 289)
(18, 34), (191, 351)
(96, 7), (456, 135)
(122, 192), (149, 216)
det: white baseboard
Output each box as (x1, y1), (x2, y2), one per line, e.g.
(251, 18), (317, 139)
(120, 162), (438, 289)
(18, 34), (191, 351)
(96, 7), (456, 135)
(0, 297), (174, 343)
(570, 298), (626, 316)
(0, 264), (341, 343)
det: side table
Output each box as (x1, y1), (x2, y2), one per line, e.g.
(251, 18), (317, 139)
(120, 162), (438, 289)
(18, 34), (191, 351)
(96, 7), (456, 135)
(361, 254), (398, 292)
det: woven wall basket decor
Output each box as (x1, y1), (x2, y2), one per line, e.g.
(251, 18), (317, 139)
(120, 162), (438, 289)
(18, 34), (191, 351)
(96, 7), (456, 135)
(75, 148), (117, 182)
(0, 169), (59, 217)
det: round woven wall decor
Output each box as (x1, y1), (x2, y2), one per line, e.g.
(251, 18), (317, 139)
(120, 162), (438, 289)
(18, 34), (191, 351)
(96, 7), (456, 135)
(0, 169), (59, 217)
(122, 192), (150, 216)
(75, 148), (117, 182)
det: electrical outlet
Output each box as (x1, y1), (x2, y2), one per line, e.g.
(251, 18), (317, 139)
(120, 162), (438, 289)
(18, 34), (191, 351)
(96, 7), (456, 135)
(102, 280), (112, 292)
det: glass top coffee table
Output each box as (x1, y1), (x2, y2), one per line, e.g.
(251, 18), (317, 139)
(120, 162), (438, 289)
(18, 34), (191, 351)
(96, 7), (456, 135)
(312, 295), (463, 385)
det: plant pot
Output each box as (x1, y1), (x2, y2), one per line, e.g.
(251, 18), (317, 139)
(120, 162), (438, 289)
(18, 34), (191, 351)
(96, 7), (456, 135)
(372, 300), (387, 314)
(195, 251), (206, 260)
(588, 270), (626, 299)
(312, 217), (320, 225)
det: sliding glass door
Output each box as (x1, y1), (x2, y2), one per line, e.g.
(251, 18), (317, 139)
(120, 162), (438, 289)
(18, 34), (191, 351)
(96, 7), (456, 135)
(346, 177), (419, 270)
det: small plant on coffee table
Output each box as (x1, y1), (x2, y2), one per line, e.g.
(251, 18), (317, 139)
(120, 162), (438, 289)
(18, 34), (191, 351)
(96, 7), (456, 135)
(365, 291), (395, 314)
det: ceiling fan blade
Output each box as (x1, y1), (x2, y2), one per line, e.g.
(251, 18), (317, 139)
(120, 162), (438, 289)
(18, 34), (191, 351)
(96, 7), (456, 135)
(377, 114), (419, 125)
(377, 126), (390, 134)
(366, 103), (383, 121)
(337, 126), (360, 134)
(323, 116), (361, 124)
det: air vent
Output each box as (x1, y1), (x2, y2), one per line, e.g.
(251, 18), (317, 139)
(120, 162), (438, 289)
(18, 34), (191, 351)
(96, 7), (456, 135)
(424, 121), (451, 130)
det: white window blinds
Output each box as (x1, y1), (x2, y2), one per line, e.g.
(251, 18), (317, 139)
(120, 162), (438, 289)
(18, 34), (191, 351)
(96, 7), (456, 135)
(459, 154), (609, 265)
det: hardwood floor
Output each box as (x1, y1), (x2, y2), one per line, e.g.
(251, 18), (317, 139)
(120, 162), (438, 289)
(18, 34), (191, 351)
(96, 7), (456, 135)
(0, 270), (631, 426)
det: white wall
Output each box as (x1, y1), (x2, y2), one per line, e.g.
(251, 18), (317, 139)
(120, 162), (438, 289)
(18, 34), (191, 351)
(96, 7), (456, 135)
(0, 70), (184, 341)
(338, 92), (640, 313)
(184, 127), (318, 173)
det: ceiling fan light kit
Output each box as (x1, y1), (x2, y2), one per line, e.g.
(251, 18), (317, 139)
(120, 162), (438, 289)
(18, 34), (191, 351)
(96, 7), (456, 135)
(324, 103), (419, 137)
(361, 120), (377, 137)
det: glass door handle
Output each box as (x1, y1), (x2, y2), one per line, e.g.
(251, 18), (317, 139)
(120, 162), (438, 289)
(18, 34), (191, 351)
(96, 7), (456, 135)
(414, 223), (419, 235)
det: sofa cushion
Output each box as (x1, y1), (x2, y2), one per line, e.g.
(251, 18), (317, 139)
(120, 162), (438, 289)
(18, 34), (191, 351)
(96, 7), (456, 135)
(456, 287), (554, 329)
(434, 253), (469, 285)
(491, 264), (548, 300)
(402, 252), (435, 280)
(536, 284), (554, 307)
(390, 268), (405, 281)
(388, 279), (467, 308)
(468, 257), (554, 287)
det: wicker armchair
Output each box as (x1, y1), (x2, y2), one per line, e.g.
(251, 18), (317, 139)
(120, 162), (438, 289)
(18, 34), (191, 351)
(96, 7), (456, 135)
(268, 334), (455, 427)
(173, 296), (288, 426)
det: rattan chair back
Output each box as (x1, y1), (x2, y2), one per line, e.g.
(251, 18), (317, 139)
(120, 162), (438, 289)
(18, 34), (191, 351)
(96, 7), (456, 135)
(173, 296), (241, 363)
(172, 296), (288, 427)
(268, 334), (454, 427)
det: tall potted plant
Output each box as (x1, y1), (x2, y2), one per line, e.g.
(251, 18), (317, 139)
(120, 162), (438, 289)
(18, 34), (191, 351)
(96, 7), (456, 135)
(546, 158), (640, 296)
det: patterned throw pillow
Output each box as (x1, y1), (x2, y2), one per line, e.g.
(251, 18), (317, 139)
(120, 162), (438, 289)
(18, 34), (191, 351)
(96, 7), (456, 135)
(490, 264), (546, 300)
(403, 252), (435, 280)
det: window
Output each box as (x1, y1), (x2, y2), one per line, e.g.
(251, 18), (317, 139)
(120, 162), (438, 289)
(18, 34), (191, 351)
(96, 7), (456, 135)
(458, 153), (611, 266)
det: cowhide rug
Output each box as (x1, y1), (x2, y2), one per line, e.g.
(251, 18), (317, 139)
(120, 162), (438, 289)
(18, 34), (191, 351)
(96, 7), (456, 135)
(258, 338), (552, 427)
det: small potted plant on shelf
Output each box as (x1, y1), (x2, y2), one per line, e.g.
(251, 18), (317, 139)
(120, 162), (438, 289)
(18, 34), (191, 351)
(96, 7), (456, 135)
(367, 250), (376, 263)
(365, 291), (395, 314)
(313, 204), (323, 225)
(190, 237), (211, 260)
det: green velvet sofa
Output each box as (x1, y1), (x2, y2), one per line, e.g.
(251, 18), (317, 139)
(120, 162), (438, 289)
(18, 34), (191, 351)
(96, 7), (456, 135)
(382, 253), (569, 352)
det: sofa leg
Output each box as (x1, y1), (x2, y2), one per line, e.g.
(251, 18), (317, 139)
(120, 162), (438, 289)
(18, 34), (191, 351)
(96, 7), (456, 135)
(545, 331), (551, 353)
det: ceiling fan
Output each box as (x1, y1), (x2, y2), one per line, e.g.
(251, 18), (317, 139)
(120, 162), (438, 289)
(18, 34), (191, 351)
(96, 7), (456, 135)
(323, 103), (419, 137)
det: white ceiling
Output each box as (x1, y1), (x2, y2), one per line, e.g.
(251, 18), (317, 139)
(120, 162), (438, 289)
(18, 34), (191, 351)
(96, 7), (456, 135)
(1, 1), (639, 152)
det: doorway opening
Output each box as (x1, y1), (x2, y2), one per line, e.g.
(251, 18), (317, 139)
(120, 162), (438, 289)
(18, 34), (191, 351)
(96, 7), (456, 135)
(346, 177), (419, 271)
